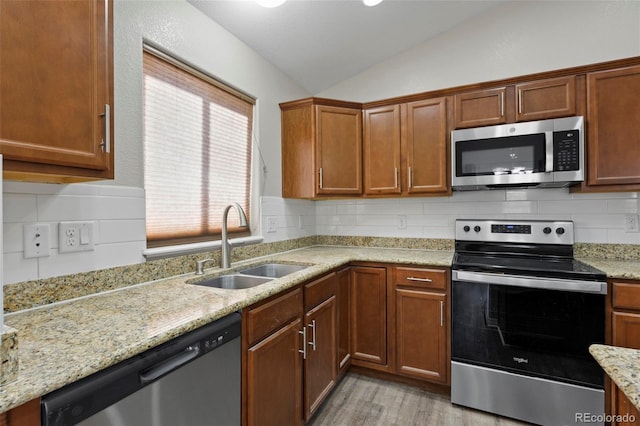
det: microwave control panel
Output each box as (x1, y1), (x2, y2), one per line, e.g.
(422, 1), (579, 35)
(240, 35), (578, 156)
(553, 130), (580, 171)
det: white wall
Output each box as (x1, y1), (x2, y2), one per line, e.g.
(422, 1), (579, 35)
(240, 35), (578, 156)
(319, 1), (640, 102)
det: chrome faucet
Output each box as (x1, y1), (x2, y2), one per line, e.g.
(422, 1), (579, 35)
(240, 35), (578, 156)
(220, 202), (248, 268)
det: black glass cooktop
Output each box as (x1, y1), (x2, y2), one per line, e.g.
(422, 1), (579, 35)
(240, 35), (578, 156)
(452, 251), (606, 282)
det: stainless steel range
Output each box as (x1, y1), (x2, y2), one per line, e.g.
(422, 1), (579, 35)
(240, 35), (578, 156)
(451, 219), (606, 426)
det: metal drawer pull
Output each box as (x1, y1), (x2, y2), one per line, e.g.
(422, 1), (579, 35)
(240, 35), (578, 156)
(100, 104), (111, 153)
(440, 300), (444, 327)
(406, 277), (432, 283)
(299, 327), (307, 359)
(308, 320), (317, 351)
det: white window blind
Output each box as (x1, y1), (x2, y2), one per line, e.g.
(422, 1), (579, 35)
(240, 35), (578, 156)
(143, 48), (254, 247)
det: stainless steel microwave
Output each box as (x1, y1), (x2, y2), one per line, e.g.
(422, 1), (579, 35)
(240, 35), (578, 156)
(451, 116), (584, 190)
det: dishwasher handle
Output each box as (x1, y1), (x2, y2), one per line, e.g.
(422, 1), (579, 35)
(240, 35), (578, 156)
(139, 343), (201, 384)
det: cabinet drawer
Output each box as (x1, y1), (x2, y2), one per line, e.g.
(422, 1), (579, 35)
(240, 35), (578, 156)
(613, 281), (640, 311)
(245, 287), (303, 346)
(304, 272), (337, 311)
(394, 267), (447, 291)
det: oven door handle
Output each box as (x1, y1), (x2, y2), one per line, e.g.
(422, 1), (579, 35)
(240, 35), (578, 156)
(452, 270), (607, 295)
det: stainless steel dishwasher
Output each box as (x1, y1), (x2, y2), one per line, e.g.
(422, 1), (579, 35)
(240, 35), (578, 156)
(42, 312), (241, 426)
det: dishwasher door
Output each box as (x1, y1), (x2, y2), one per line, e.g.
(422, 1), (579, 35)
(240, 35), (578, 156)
(42, 313), (241, 426)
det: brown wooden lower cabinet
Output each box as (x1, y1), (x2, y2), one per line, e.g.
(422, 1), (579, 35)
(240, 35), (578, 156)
(1, 399), (40, 426)
(243, 272), (339, 426)
(246, 317), (304, 426)
(609, 279), (640, 425)
(350, 266), (387, 368)
(336, 267), (351, 375)
(392, 266), (449, 385)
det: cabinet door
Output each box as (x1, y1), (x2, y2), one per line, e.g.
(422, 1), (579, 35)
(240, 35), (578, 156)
(350, 266), (387, 365)
(405, 98), (449, 194)
(246, 318), (303, 426)
(454, 87), (506, 129)
(316, 105), (362, 195)
(363, 105), (401, 194)
(611, 311), (640, 425)
(395, 288), (447, 383)
(336, 268), (351, 373)
(586, 65), (640, 188)
(304, 296), (337, 420)
(0, 0), (113, 181)
(515, 76), (576, 122)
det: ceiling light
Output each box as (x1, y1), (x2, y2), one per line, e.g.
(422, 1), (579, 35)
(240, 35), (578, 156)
(256, 0), (287, 7)
(363, 0), (383, 6)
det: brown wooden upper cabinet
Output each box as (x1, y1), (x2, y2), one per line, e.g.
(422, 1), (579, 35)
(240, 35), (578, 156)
(454, 76), (577, 129)
(584, 65), (640, 191)
(363, 97), (449, 196)
(0, 0), (114, 183)
(281, 98), (362, 198)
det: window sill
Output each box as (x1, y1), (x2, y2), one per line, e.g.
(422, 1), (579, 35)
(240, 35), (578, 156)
(142, 235), (264, 261)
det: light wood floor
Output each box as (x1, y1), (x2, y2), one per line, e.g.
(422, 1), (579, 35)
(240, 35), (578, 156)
(309, 372), (532, 426)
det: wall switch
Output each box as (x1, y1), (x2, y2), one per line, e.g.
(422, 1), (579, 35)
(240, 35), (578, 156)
(625, 214), (639, 233)
(24, 223), (51, 258)
(267, 217), (277, 233)
(59, 221), (95, 253)
(397, 215), (407, 230)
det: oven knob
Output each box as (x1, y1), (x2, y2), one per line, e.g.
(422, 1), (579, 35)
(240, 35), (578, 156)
(463, 225), (470, 232)
(474, 226), (481, 232)
(543, 227), (552, 234)
(556, 227), (565, 235)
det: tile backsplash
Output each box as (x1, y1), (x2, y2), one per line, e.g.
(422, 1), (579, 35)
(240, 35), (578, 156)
(4, 182), (146, 284)
(3, 186), (638, 285)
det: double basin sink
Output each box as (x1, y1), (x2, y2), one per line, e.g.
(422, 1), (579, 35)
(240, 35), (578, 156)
(190, 263), (309, 290)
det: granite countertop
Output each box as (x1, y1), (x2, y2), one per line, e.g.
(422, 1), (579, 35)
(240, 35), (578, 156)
(590, 344), (640, 411)
(578, 258), (640, 281)
(0, 246), (453, 413)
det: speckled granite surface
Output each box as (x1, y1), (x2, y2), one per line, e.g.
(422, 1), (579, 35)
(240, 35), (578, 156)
(0, 246), (452, 413)
(0, 326), (18, 385)
(590, 344), (640, 410)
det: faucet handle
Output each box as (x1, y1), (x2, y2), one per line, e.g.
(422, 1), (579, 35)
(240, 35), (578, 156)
(196, 258), (215, 275)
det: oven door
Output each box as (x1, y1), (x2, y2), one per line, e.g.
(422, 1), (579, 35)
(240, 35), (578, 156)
(451, 270), (605, 389)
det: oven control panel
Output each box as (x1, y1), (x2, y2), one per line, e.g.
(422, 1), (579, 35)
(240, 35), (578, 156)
(456, 219), (574, 245)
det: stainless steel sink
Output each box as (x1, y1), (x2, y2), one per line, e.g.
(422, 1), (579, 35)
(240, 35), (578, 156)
(238, 263), (309, 278)
(191, 274), (272, 290)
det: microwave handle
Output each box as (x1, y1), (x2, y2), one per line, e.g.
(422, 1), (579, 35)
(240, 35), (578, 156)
(545, 131), (554, 172)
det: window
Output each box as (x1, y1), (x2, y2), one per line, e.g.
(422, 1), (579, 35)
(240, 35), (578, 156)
(143, 46), (255, 247)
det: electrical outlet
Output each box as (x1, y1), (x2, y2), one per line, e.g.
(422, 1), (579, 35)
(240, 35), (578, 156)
(267, 217), (277, 233)
(59, 221), (95, 253)
(23, 223), (51, 258)
(625, 214), (639, 233)
(398, 215), (407, 230)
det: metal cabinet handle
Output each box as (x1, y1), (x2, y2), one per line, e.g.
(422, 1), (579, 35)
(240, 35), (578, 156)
(319, 168), (323, 189)
(394, 167), (399, 189)
(308, 320), (317, 351)
(100, 104), (111, 153)
(408, 166), (412, 189)
(299, 327), (307, 359)
(440, 300), (444, 327)
(518, 89), (523, 114)
(406, 277), (432, 283)
(500, 92), (505, 117)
